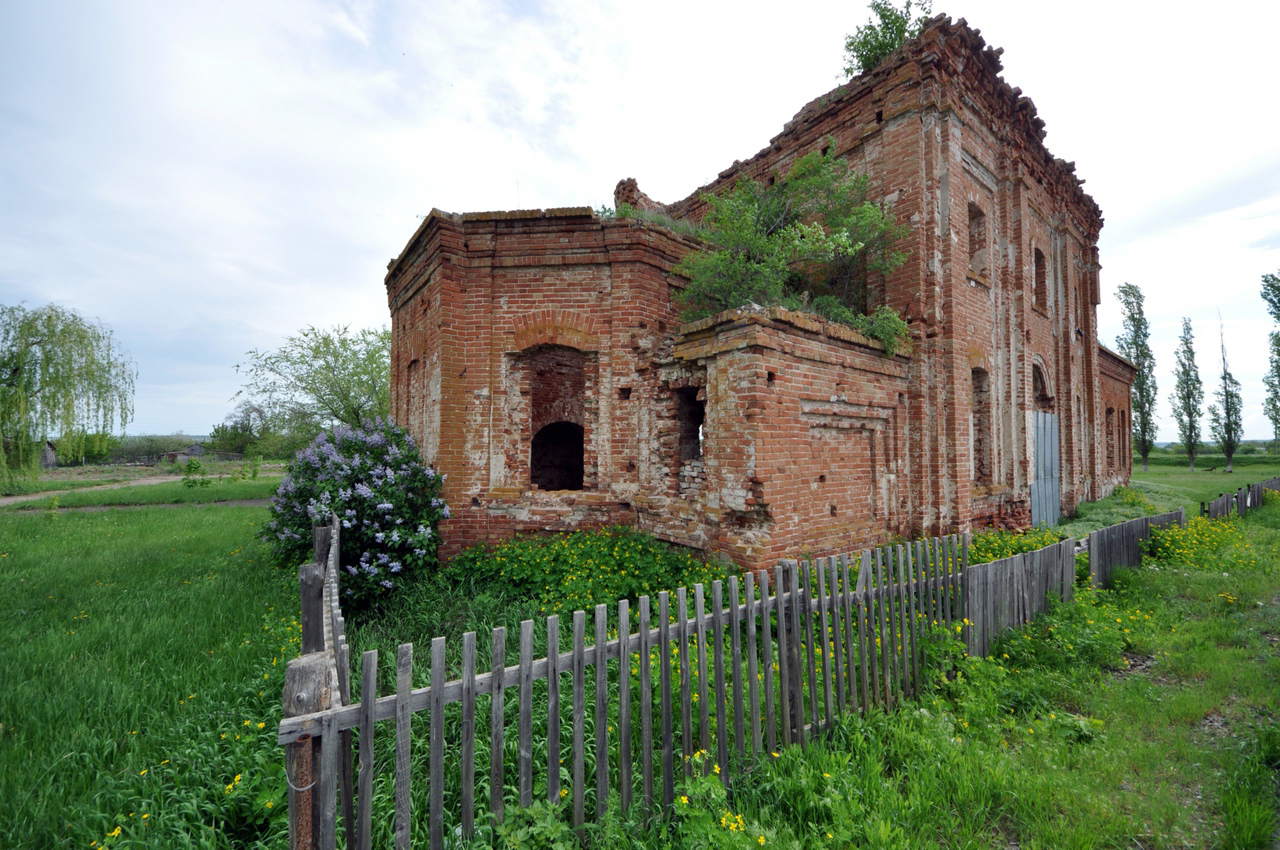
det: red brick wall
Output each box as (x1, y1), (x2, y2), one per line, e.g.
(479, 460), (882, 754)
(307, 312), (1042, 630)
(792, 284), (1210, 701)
(1098, 345), (1136, 495)
(385, 16), (1126, 570)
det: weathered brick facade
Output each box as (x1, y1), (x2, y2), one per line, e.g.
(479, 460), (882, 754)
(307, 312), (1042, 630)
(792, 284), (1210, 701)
(384, 16), (1132, 571)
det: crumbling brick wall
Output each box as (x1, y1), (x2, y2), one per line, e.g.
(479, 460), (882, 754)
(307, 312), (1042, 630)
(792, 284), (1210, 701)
(384, 15), (1131, 570)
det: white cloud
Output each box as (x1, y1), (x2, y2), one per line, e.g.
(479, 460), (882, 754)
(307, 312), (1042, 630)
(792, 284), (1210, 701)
(2, 0), (1278, 438)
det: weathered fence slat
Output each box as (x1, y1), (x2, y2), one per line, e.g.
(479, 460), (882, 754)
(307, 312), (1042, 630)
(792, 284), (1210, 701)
(761, 570), (777, 755)
(658, 592), (674, 809)
(729, 575), (745, 761)
(357, 651), (375, 850)
(546, 615), (560, 806)
(489, 627), (506, 826)
(817, 562), (834, 724)
(571, 611), (586, 831)
(712, 580), (728, 782)
(828, 558), (845, 715)
(638, 595), (654, 811)
(775, 564), (791, 747)
(518, 620), (533, 808)
(460, 631), (476, 840)
(745, 573), (761, 755)
(618, 599), (632, 813)
(594, 605), (609, 817)
(429, 637), (445, 850)
(676, 588), (692, 775)
(695, 583), (711, 759)
(394, 643), (412, 850)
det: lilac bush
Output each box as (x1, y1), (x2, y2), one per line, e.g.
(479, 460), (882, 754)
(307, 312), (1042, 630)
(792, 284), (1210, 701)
(264, 417), (448, 612)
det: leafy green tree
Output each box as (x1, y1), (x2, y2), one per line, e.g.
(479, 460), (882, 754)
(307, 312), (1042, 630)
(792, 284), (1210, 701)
(1261, 270), (1280, 453)
(1207, 324), (1243, 472)
(673, 143), (910, 353)
(1264, 337), (1280, 455)
(1115, 283), (1157, 471)
(843, 0), (933, 77)
(208, 400), (270, 455)
(0, 304), (136, 485)
(1169, 318), (1203, 472)
(237, 325), (390, 431)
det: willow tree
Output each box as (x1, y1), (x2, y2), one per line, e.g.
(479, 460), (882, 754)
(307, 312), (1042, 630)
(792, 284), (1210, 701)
(0, 304), (136, 484)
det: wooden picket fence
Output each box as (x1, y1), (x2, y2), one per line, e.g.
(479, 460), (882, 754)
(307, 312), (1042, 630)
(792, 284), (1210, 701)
(1200, 477), (1280, 520)
(277, 519), (1129, 850)
(1087, 509), (1185, 590)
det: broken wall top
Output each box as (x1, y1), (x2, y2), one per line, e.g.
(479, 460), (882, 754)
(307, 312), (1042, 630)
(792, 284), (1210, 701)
(633, 15), (1101, 238)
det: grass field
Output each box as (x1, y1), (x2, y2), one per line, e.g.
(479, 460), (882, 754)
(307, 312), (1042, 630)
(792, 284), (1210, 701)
(0, 505), (293, 849)
(2, 477), (282, 511)
(1129, 463), (1280, 516)
(2, 475), (1277, 848)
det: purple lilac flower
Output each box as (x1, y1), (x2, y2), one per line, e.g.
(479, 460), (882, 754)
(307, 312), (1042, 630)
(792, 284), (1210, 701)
(380, 580), (394, 589)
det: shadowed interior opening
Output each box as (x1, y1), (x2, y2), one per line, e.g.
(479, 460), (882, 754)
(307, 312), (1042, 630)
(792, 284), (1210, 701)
(531, 421), (584, 490)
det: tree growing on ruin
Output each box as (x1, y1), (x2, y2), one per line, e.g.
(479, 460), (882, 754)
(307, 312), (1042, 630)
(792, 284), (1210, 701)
(1169, 317), (1204, 472)
(843, 0), (933, 77)
(0, 303), (136, 486)
(1115, 283), (1157, 471)
(672, 142), (911, 354)
(236, 325), (390, 433)
(1207, 322), (1242, 473)
(1262, 270), (1280, 453)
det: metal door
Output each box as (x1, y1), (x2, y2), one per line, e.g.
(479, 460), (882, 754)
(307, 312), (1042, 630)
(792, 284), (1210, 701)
(1030, 411), (1060, 526)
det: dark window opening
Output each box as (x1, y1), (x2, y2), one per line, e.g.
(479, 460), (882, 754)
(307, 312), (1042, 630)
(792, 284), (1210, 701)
(676, 388), (705, 462)
(1033, 248), (1047, 309)
(618, 387), (632, 400)
(1106, 408), (1116, 470)
(971, 368), (992, 485)
(531, 422), (584, 491)
(767, 371), (776, 385)
(1032, 364), (1054, 412)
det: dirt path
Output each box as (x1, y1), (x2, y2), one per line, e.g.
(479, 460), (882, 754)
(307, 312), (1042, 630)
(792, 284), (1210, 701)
(0, 476), (183, 507)
(26, 499), (272, 513)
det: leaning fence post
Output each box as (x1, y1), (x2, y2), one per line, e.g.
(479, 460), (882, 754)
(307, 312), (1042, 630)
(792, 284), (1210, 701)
(284, 652), (335, 850)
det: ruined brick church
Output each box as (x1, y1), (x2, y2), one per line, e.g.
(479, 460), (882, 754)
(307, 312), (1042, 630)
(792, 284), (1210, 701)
(384, 16), (1135, 571)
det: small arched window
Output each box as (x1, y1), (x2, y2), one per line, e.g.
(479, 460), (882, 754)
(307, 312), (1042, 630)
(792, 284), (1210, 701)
(531, 422), (584, 491)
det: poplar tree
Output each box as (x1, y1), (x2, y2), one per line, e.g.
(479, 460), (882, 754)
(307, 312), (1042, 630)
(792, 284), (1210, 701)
(1115, 283), (1157, 471)
(1169, 317), (1203, 472)
(1262, 270), (1280, 453)
(1207, 324), (1242, 473)
(0, 304), (136, 486)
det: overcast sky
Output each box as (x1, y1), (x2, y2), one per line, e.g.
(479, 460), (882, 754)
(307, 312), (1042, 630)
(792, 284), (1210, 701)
(2, 1), (1278, 441)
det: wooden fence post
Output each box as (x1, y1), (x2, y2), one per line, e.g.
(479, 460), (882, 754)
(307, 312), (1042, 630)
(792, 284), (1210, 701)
(313, 525), (332, 566)
(284, 653), (335, 850)
(300, 562), (325, 655)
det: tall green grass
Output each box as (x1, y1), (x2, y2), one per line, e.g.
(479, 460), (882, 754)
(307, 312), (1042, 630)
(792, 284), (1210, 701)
(0, 506), (293, 848)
